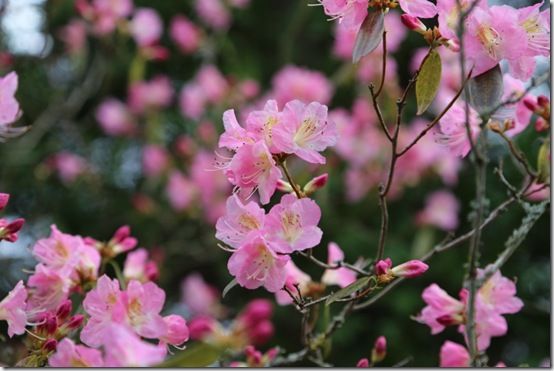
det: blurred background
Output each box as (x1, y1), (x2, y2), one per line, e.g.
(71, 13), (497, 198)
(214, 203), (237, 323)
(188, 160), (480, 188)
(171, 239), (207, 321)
(0, 0), (550, 366)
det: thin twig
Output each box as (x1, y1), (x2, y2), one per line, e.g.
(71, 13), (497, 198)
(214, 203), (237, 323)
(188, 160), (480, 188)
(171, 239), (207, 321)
(374, 31), (387, 98)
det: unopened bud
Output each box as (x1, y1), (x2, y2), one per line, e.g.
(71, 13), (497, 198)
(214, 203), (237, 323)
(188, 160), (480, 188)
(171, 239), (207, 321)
(436, 313), (464, 326)
(523, 97), (538, 112)
(276, 179), (294, 193)
(375, 258), (392, 276)
(56, 300), (72, 320)
(390, 260), (429, 278)
(6, 218), (24, 234)
(537, 95), (550, 108)
(371, 336), (387, 364)
(303, 173), (328, 195)
(357, 358), (370, 367)
(45, 316), (58, 335)
(0, 193), (9, 211)
(401, 14), (427, 33)
(42, 339), (58, 352)
(445, 38), (460, 52)
(66, 314), (85, 330)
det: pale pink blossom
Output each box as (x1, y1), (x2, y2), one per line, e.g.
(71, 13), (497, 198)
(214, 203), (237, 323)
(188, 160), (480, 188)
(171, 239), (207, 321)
(124, 279), (168, 339)
(170, 16), (202, 54)
(128, 75), (174, 114)
(245, 99), (282, 153)
(58, 19), (87, 55)
(102, 325), (167, 367)
(181, 273), (222, 317)
(439, 341), (470, 367)
(436, 101), (482, 157)
(48, 152), (89, 184)
(227, 235), (289, 293)
(131, 8), (163, 47)
(160, 314), (189, 347)
(219, 109), (256, 151)
(0, 281), (27, 337)
(273, 100), (337, 164)
(166, 171), (198, 211)
(179, 83), (208, 119)
(319, 0), (368, 31)
(95, 98), (136, 137)
(195, 0), (231, 30)
(398, 0), (437, 18)
(82, 0), (133, 35)
(416, 190), (460, 231)
(142, 144), (170, 178)
(415, 283), (466, 334)
(265, 193), (323, 253)
(216, 194), (265, 248)
(271, 66), (333, 107)
(49, 339), (104, 367)
(502, 74), (534, 136)
(197, 65), (229, 103)
(123, 248), (159, 283)
(275, 261), (312, 305)
(227, 141), (282, 205)
(27, 264), (73, 317)
(321, 242), (357, 287)
(0, 72), (20, 126)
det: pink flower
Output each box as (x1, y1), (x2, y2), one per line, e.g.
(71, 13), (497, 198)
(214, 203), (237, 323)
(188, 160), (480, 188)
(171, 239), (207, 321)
(160, 314), (189, 347)
(181, 273), (222, 317)
(415, 284), (466, 334)
(130, 8), (163, 47)
(58, 19), (87, 55)
(179, 83), (207, 119)
(235, 299), (274, 345)
(170, 16), (202, 54)
(416, 190), (460, 230)
(195, 0), (231, 30)
(525, 181), (550, 202)
(123, 248), (159, 283)
(166, 171), (197, 211)
(0, 72), (20, 126)
(216, 194), (265, 248)
(227, 235), (290, 293)
(319, 0), (369, 31)
(102, 325), (167, 367)
(437, 0), (485, 40)
(273, 100), (337, 164)
(27, 264), (73, 317)
(128, 75), (174, 114)
(47, 152), (89, 184)
(464, 5), (528, 77)
(436, 101), (482, 157)
(321, 242), (357, 287)
(219, 109), (256, 151)
(188, 315), (218, 340)
(142, 145), (170, 178)
(228, 141), (282, 205)
(245, 100), (282, 153)
(0, 281), (27, 337)
(398, 0), (437, 18)
(0, 217), (24, 242)
(440, 341), (470, 367)
(95, 98), (136, 137)
(49, 339), (104, 367)
(271, 66), (333, 107)
(356, 358), (370, 367)
(264, 193), (323, 253)
(81, 275), (127, 347)
(87, 0), (134, 35)
(197, 65), (229, 103)
(124, 279), (168, 339)
(502, 74), (534, 136)
(275, 261), (312, 305)
(106, 225), (138, 256)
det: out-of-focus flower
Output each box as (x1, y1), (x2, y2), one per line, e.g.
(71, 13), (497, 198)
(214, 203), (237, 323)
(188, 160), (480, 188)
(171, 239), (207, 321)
(0, 281), (27, 337)
(439, 341), (470, 367)
(58, 19), (88, 55)
(271, 66), (333, 107)
(170, 15), (202, 54)
(181, 273), (223, 317)
(123, 248), (159, 283)
(142, 145), (170, 178)
(195, 0), (231, 30)
(95, 98), (136, 137)
(102, 325), (167, 367)
(321, 242), (357, 288)
(49, 339), (104, 367)
(166, 171), (197, 211)
(46, 152), (90, 185)
(356, 358), (370, 367)
(128, 75), (174, 114)
(0, 72), (20, 127)
(130, 8), (163, 47)
(416, 190), (460, 231)
(371, 336), (387, 364)
(436, 101), (481, 157)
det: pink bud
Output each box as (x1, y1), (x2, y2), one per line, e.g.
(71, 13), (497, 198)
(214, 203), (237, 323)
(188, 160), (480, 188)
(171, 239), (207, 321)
(537, 95), (550, 108)
(145, 261), (159, 281)
(161, 314), (189, 346)
(391, 260), (428, 278)
(113, 225), (131, 242)
(535, 117), (549, 132)
(400, 14), (427, 33)
(436, 313), (464, 326)
(188, 315), (216, 340)
(523, 97), (538, 111)
(56, 300), (72, 320)
(356, 358), (369, 367)
(445, 38), (460, 52)
(42, 339), (58, 352)
(375, 258), (392, 276)
(265, 347), (279, 361)
(0, 193), (9, 210)
(239, 299), (273, 327)
(66, 314), (85, 329)
(371, 336), (387, 364)
(248, 320), (274, 346)
(45, 315), (58, 335)
(303, 173), (329, 195)
(276, 179), (294, 193)
(6, 218), (24, 234)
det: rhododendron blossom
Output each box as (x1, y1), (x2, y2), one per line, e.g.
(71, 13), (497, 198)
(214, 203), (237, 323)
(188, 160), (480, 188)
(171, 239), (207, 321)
(321, 242), (357, 288)
(319, 0), (369, 31)
(0, 281), (27, 337)
(216, 194), (265, 248)
(0, 71), (20, 126)
(49, 339), (104, 367)
(439, 341), (470, 367)
(436, 101), (482, 157)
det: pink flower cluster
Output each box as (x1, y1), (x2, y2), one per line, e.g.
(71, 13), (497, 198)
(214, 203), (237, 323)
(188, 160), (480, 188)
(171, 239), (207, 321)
(416, 267), (523, 353)
(214, 98), (337, 293)
(0, 222), (188, 367)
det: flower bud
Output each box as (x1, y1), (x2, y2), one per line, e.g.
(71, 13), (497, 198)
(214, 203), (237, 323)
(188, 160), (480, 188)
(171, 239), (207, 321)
(401, 14), (427, 33)
(390, 260), (428, 278)
(188, 315), (217, 340)
(276, 179), (294, 193)
(303, 173), (329, 195)
(66, 314), (85, 330)
(161, 314), (189, 346)
(371, 336), (387, 364)
(56, 300), (72, 320)
(356, 358), (369, 367)
(0, 193), (9, 211)
(248, 320), (274, 346)
(45, 315), (58, 335)
(42, 339), (58, 352)
(436, 313), (464, 326)
(535, 117), (549, 132)
(374, 258), (392, 276)
(445, 38), (460, 52)
(145, 261), (160, 281)
(523, 97), (538, 112)
(537, 95), (550, 108)
(239, 299), (273, 327)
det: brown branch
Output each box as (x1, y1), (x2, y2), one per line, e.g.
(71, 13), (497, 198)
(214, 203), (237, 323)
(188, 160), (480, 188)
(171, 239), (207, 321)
(374, 30), (387, 98)
(369, 84), (392, 141)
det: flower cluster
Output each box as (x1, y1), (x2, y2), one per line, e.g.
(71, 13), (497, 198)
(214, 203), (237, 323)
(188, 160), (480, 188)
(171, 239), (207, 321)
(416, 267), (523, 356)
(0, 220), (189, 367)
(214, 98), (337, 293)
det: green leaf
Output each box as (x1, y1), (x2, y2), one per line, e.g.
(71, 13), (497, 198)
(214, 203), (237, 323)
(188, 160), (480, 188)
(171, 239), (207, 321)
(537, 140), (550, 184)
(326, 276), (371, 305)
(158, 343), (224, 367)
(416, 49), (442, 115)
(352, 10), (384, 63)
(467, 64), (504, 115)
(222, 278), (238, 298)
